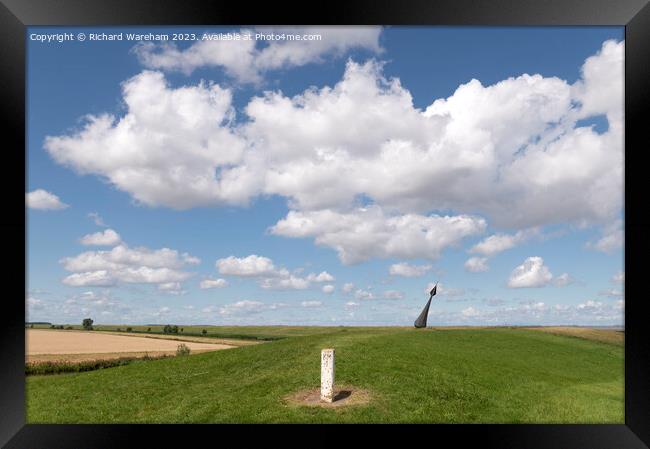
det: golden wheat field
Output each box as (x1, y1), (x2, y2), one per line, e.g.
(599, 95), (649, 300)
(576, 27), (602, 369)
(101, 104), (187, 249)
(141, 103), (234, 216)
(26, 329), (237, 363)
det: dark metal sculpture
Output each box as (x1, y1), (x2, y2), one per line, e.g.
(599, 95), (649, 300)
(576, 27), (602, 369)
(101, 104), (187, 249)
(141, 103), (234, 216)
(414, 282), (437, 328)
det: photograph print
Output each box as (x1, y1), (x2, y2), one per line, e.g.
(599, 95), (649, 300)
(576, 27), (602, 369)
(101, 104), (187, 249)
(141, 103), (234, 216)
(25, 25), (624, 424)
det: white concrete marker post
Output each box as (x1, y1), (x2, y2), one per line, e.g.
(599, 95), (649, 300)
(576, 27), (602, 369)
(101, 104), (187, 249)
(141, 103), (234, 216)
(321, 348), (335, 403)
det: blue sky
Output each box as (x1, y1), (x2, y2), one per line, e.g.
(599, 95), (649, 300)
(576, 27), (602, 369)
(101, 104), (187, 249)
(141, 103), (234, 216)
(26, 26), (624, 326)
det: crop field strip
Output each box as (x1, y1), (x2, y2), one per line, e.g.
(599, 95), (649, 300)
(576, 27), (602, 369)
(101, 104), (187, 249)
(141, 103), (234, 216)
(25, 329), (252, 366)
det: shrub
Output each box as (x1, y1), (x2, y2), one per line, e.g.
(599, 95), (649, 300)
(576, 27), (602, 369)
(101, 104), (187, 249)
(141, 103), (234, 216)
(116, 328), (122, 332)
(126, 327), (133, 332)
(82, 318), (94, 330)
(180, 328), (184, 333)
(202, 329), (207, 335)
(66, 326), (73, 330)
(147, 327), (151, 332)
(176, 343), (191, 356)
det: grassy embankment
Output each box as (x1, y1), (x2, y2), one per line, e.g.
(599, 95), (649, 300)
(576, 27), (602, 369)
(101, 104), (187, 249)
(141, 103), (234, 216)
(26, 326), (623, 423)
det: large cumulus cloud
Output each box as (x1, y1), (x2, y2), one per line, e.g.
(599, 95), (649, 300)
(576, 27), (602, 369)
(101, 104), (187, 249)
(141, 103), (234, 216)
(44, 39), (624, 264)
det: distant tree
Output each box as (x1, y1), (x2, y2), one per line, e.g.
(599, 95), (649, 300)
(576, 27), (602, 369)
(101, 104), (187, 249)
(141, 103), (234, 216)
(202, 329), (207, 335)
(126, 327), (133, 332)
(147, 327), (152, 332)
(66, 326), (73, 330)
(172, 325), (179, 334)
(82, 318), (94, 331)
(163, 324), (172, 334)
(180, 328), (184, 333)
(116, 328), (122, 332)
(30, 324), (34, 329)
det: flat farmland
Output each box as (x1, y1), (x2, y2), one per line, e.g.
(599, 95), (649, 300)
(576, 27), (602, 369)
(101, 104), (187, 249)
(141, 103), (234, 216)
(26, 329), (238, 363)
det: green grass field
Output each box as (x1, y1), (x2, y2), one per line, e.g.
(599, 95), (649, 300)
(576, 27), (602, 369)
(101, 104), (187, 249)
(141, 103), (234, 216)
(26, 327), (624, 423)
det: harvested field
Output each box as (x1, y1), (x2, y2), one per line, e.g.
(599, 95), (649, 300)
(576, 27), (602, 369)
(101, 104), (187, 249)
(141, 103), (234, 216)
(523, 326), (624, 345)
(26, 329), (237, 363)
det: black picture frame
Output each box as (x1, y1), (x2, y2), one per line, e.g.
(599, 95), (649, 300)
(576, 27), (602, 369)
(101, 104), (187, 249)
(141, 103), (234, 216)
(2, 0), (648, 447)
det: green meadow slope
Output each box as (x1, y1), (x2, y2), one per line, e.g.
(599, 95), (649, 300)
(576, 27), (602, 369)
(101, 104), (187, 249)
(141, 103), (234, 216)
(26, 327), (623, 423)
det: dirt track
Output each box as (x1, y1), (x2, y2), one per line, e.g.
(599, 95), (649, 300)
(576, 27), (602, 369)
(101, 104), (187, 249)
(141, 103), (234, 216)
(26, 329), (236, 361)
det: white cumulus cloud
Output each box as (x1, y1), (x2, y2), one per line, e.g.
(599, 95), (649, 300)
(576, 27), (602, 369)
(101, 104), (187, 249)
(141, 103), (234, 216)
(158, 282), (184, 294)
(469, 229), (538, 257)
(383, 290), (404, 300)
(218, 300), (287, 316)
(507, 256), (553, 288)
(259, 275), (310, 290)
(133, 26), (383, 83)
(307, 271), (335, 282)
(219, 300), (265, 315)
(62, 270), (116, 287)
(88, 212), (108, 227)
(216, 254), (330, 290)
(587, 219), (623, 253)
(216, 255), (278, 277)
(199, 278), (228, 289)
(26, 189), (69, 210)
(577, 300), (604, 310)
(464, 256), (489, 273)
(354, 289), (375, 300)
(45, 70), (249, 210)
(79, 229), (122, 246)
(270, 206), (486, 264)
(553, 273), (574, 287)
(461, 306), (480, 317)
(44, 39), (624, 267)
(599, 288), (623, 299)
(307, 271), (334, 282)
(389, 262), (432, 277)
(60, 242), (197, 288)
